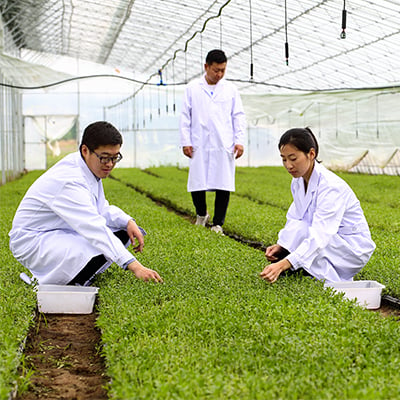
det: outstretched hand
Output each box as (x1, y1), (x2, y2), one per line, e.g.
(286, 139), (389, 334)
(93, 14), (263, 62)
(260, 258), (291, 284)
(128, 260), (163, 283)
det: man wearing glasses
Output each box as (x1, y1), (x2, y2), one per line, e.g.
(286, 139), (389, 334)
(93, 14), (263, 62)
(9, 121), (163, 285)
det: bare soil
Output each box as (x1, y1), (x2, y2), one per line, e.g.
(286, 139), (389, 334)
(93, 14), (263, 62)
(374, 303), (400, 318)
(13, 299), (400, 399)
(15, 312), (108, 400)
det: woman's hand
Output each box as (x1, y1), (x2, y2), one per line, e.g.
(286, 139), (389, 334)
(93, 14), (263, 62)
(265, 244), (284, 262)
(260, 258), (291, 283)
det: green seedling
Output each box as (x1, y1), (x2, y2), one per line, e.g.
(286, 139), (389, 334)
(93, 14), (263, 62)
(2, 168), (400, 399)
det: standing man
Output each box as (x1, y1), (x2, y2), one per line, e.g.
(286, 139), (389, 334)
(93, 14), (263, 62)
(180, 49), (246, 234)
(9, 121), (163, 285)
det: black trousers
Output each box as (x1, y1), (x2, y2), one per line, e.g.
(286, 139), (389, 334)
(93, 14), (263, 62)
(191, 190), (230, 226)
(68, 230), (130, 286)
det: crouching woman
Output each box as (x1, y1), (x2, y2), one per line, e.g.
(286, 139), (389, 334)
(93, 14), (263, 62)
(260, 127), (376, 284)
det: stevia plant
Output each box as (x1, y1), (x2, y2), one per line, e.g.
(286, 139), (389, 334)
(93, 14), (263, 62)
(94, 178), (400, 400)
(336, 171), (400, 209)
(112, 168), (195, 215)
(112, 167), (287, 246)
(235, 166), (293, 210)
(119, 166), (400, 298)
(2, 168), (400, 399)
(0, 173), (40, 399)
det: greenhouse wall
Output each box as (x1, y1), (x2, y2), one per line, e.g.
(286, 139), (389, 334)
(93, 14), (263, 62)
(104, 126), (278, 170)
(8, 83), (400, 175)
(0, 16), (24, 185)
(0, 72), (24, 185)
(103, 86), (281, 169)
(104, 85), (400, 173)
(242, 87), (400, 174)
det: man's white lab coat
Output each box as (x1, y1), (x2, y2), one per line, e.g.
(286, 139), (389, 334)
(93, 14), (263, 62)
(180, 75), (246, 192)
(278, 162), (376, 282)
(9, 152), (135, 284)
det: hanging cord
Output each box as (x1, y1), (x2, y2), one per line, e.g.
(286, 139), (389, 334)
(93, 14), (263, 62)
(185, 51), (187, 83)
(220, 14), (223, 48)
(9, 70), (400, 95)
(100, 0), (233, 108)
(142, 91), (146, 128)
(157, 69), (165, 116)
(157, 69), (164, 86)
(284, 0), (289, 66)
(200, 33), (203, 75)
(157, 86), (161, 116)
(172, 60), (176, 114)
(157, 70), (162, 116)
(341, 0), (347, 39)
(154, 0), (232, 84)
(165, 68), (169, 114)
(149, 86), (153, 122)
(249, 0), (254, 80)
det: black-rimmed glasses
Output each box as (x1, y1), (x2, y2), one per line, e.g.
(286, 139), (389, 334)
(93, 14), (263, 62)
(92, 150), (123, 164)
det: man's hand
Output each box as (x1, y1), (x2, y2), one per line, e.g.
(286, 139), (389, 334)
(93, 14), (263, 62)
(127, 219), (145, 253)
(234, 144), (244, 159)
(182, 146), (193, 158)
(128, 260), (163, 283)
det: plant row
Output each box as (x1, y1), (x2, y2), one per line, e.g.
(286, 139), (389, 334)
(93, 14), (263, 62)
(0, 172), (41, 399)
(96, 177), (400, 399)
(111, 167), (287, 246)
(112, 166), (400, 298)
(2, 170), (400, 399)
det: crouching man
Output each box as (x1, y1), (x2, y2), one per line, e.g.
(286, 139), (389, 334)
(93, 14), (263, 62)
(9, 121), (162, 285)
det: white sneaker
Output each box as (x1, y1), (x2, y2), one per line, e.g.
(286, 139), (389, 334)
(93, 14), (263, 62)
(211, 225), (224, 235)
(195, 214), (210, 226)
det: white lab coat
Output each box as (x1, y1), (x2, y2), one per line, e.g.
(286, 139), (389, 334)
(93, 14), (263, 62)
(180, 75), (246, 192)
(278, 162), (376, 282)
(9, 152), (135, 285)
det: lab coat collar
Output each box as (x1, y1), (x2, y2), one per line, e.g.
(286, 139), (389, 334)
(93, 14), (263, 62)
(292, 161), (321, 217)
(77, 152), (101, 198)
(200, 74), (226, 98)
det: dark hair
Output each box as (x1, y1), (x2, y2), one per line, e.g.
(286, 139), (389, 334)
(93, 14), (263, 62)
(206, 49), (227, 65)
(79, 121), (122, 153)
(278, 127), (319, 158)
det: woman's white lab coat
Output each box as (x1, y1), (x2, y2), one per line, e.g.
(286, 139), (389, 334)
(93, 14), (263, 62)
(9, 152), (135, 285)
(180, 75), (246, 192)
(278, 162), (376, 282)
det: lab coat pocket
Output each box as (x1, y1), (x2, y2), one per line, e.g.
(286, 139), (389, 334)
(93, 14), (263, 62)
(224, 148), (235, 161)
(214, 97), (232, 116)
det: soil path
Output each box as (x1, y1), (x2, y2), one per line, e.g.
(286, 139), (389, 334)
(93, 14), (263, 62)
(375, 303), (400, 318)
(14, 300), (400, 399)
(16, 312), (108, 400)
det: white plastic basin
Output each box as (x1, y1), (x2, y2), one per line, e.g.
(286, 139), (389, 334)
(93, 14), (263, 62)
(36, 285), (99, 314)
(324, 280), (385, 310)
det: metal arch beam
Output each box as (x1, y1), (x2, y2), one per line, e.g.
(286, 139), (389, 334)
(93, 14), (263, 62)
(99, 0), (136, 64)
(1, 1), (64, 51)
(141, 0), (222, 72)
(0, 0), (26, 48)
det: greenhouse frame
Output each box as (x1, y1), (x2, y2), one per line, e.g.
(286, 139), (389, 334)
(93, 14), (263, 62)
(2, 0), (400, 182)
(4, 2), (400, 399)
